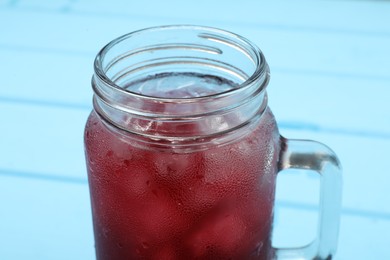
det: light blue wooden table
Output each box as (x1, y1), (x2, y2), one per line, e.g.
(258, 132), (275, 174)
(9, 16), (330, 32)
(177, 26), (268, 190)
(1, 0), (389, 259)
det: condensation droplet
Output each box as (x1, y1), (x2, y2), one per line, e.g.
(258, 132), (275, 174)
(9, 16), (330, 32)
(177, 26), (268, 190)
(123, 159), (130, 167)
(142, 241), (150, 249)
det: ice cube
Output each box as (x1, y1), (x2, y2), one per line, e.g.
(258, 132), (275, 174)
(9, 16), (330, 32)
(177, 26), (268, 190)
(151, 246), (177, 260)
(135, 191), (189, 244)
(188, 209), (247, 257)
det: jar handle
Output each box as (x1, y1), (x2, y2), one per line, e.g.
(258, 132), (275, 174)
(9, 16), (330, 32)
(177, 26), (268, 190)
(274, 138), (343, 259)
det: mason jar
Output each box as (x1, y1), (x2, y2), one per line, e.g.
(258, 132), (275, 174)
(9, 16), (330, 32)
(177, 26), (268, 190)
(84, 25), (342, 260)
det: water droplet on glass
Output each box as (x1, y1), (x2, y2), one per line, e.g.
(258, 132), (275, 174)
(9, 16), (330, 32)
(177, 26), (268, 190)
(142, 241), (150, 249)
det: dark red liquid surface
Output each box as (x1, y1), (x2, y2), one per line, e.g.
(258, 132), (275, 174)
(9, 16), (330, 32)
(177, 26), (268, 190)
(85, 74), (280, 259)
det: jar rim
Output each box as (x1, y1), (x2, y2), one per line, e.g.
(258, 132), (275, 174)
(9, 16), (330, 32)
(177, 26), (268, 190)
(93, 25), (269, 102)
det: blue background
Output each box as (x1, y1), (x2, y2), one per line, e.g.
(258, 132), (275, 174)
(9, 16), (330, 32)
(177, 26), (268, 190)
(1, 0), (390, 259)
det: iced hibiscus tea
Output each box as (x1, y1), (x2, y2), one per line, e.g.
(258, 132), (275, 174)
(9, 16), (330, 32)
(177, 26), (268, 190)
(85, 72), (280, 259)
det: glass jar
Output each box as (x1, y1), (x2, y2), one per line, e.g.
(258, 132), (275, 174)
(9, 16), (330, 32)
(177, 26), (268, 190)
(84, 25), (342, 260)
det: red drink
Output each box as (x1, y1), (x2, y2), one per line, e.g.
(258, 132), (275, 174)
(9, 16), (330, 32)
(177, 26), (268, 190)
(85, 72), (280, 259)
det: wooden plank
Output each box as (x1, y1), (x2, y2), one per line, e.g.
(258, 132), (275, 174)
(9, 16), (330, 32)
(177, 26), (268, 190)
(0, 103), (90, 179)
(0, 176), (95, 260)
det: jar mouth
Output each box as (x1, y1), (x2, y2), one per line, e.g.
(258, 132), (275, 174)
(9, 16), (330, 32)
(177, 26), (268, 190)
(93, 25), (269, 102)
(91, 25), (270, 144)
